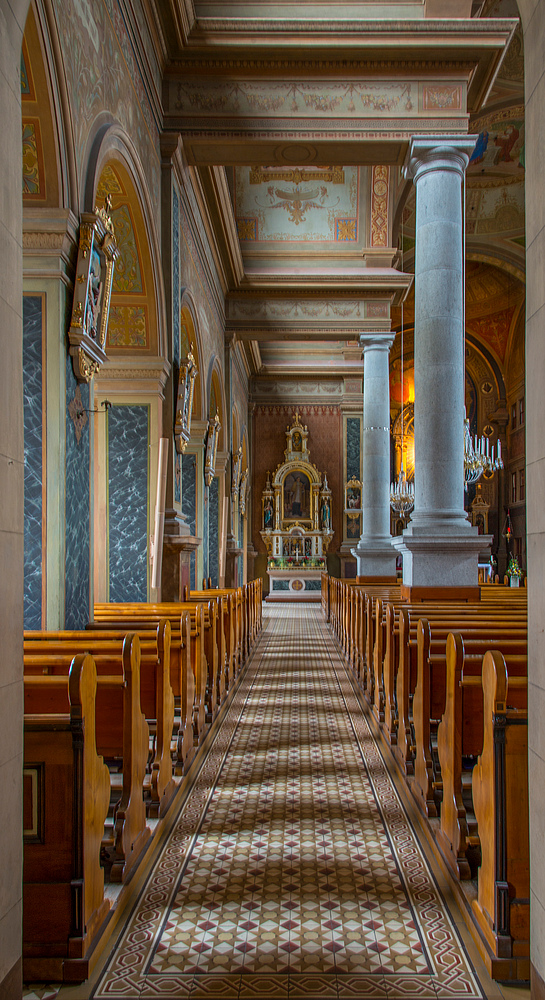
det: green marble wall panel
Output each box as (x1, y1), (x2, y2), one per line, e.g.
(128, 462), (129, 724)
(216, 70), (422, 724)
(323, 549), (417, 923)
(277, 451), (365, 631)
(346, 417), (361, 481)
(108, 405), (149, 602)
(182, 453), (197, 590)
(23, 295), (43, 628)
(65, 356), (90, 629)
(209, 477), (219, 588)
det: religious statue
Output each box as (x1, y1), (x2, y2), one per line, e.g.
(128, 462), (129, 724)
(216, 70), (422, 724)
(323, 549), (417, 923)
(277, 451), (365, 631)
(321, 496), (330, 530)
(264, 497), (274, 529)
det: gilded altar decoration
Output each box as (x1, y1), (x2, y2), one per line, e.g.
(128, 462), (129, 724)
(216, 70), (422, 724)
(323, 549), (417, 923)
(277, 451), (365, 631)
(239, 469), (249, 516)
(68, 195), (119, 383)
(204, 410), (221, 487)
(231, 446), (243, 499)
(261, 413), (334, 597)
(175, 345), (198, 454)
(344, 476), (362, 513)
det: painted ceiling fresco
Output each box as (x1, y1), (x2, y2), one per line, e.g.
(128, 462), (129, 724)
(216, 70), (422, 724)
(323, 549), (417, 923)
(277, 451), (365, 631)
(233, 166), (365, 249)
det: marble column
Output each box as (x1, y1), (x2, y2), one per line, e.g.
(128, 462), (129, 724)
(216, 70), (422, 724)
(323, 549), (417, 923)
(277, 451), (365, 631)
(352, 332), (396, 580)
(393, 136), (489, 590)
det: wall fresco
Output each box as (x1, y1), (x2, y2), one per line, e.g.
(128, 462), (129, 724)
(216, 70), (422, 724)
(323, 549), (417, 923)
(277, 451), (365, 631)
(52, 0), (161, 216)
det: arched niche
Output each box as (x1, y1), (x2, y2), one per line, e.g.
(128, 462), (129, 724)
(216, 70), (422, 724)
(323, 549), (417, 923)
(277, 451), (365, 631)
(207, 362), (226, 453)
(180, 292), (205, 422)
(91, 158), (161, 357)
(21, 3), (62, 208)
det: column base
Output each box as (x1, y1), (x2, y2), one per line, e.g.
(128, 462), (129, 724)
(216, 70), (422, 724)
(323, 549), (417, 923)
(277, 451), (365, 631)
(392, 530), (492, 589)
(350, 538), (397, 579)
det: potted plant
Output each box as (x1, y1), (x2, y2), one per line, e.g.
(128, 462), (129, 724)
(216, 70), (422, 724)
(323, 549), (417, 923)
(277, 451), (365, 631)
(506, 554), (523, 587)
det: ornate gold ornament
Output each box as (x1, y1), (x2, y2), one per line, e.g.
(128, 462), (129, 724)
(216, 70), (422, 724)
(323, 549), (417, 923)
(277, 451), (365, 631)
(204, 410), (221, 487)
(260, 413), (333, 570)
(175, 345), (198, 454)
(68, 196), (119, 383)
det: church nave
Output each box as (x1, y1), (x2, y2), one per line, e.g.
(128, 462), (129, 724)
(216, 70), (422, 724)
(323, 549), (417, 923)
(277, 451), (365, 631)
(24, 604), (522, 1000)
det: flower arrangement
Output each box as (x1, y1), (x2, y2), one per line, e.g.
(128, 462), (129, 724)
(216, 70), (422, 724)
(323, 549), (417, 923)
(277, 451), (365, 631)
(506, 554), (523, 578)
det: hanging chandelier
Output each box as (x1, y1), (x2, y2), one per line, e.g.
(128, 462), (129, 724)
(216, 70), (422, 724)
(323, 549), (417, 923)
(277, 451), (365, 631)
(390, 222), (415, 516)
(463, 412), (503, 491)
(390, 465), (415, 514)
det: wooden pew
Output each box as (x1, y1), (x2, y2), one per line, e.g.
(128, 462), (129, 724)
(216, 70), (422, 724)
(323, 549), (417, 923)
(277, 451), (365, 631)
(23, 652), (111, 982)
(413, 620), (527, 821)
(471, 650), (529, 976)
(92, 603), (210, 743)
(25, 633), (151, 884)
(24, 620), (179, 817)
(187, 590), (237, 690)
(392, 603), (527, 775)
(436, 632), (527, 881)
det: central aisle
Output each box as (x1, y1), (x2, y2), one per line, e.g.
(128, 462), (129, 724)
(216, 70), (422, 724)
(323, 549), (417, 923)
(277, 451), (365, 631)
(93, 604), (484, 1000)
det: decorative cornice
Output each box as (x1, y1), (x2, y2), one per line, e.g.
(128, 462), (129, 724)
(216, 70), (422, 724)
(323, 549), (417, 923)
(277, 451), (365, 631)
(96, 357), (171, 395)
(169, 58), (476, 73)
(192, 16), (515, 33)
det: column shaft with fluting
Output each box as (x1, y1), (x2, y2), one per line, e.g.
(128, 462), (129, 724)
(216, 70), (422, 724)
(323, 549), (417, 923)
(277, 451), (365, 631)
(351, 332), (396, 580)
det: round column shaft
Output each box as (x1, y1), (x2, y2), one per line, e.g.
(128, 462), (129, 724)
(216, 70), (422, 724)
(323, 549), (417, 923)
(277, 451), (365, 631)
(351, 332), (396, 581)
(393, 135), (490, 590)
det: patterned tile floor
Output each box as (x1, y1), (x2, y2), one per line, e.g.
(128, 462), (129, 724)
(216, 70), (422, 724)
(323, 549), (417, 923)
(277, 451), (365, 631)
(25, 604), (514, 1000)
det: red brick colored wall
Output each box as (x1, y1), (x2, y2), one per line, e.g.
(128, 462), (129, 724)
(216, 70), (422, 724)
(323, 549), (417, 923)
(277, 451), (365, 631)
(252, 405), (343, 556)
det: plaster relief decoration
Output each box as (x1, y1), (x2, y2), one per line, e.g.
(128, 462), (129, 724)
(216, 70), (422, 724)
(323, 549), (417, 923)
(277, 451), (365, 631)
(68, 196), (119, 382)
(370, 166), (389, 246)
(231, 446), (243, 500)
(174, 81), (416, 118)
(204, 410), (221, 487)
(261, 413), (333, 597)
(175, 345), (198, 453)
(239, 469), (249, 517)
(234, 165), (362, 245)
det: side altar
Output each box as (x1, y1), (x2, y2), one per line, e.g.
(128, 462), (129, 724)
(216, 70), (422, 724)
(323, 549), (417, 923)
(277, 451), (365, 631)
(261, 413), (334, 600)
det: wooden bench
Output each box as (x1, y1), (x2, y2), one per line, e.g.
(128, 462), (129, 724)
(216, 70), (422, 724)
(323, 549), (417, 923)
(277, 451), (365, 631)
(25, 633), (151, 885)
(391, 603), (527, 775)
(23, 652), (111, 982)
(413, 620), (527, 821)
(24, 620), (180, 817)
(436, 632), (527, 882)
(92, 603), (211, 744)
(471, 649), (529, 978)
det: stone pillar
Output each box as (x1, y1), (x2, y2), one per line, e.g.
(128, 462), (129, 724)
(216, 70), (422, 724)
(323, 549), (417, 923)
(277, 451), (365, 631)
(351, 332), (397, 581)
(393, 136), (489, 595)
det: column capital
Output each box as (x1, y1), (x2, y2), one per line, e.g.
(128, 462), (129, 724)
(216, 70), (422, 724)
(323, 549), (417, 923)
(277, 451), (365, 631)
(359, 331), (395, 353)
(403, 135), (478, 184)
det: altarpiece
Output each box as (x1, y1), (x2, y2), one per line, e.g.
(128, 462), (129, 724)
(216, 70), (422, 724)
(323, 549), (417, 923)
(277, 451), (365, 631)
(261, 413), (334, 597)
